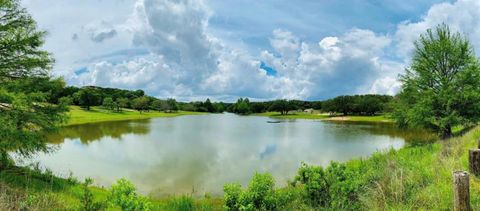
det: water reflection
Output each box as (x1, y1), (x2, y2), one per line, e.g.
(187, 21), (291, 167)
(49, 119), (150, 144)
(31, 114), (426, 197)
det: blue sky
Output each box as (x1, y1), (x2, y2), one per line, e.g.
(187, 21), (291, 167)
(22, 0), (479, 101)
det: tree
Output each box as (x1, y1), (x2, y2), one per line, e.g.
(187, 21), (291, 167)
(151, 99), (166, 111)
(0, 0), (67, 168)
(74, 88), (101, 110)
(166, 98), (178, 112)
(102, 97), (115, 111)
(116, 97), (129, 111)
(132, 96), (150, 113)
(269, 99), (296, 115)
(393, 24), (480, 137)
(233, 98), (251, 115)
(0, 0), (53, 81)
(204, 98), (214, 112)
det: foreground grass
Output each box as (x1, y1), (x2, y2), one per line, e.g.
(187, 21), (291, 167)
(3, 123), (480, 209)
(355, 126), (480, 209)
(0, 165), (223, 210)
(66, 106), (203, 126)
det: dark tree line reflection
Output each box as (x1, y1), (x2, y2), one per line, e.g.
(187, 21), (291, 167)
(49, 119), (151, 144)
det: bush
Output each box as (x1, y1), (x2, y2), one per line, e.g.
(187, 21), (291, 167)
(224, 173), (277, 210)
(294, 162), (365, 210)
(108, 178), (151, 211)
(81, 178), (105, 211)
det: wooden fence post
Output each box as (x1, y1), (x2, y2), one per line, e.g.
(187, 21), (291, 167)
(469, 149), (480, 176)
(453, 171), (470, 211)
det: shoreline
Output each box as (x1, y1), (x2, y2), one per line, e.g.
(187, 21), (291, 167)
(255, 112), (393, 123)
(65, 106), (205, 126)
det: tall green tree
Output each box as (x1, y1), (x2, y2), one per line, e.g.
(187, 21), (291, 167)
(132, 96), (150, 113)
(393, 24), (480, 137)
(0, 0), (53, 80)
(116, 97), (129, 111)
(74, 88), (101, 110)
(102, 97), (115, 111)
(0, 0), (67, 168)
(166, 98), (178, 112)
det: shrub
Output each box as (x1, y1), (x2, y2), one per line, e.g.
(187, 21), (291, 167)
(224, 173), (277, 210)
(294, 162), (365, 210)
(224, 183), (242, 210)
(81, 178), (105, 211)
(108, 178), (151, 211)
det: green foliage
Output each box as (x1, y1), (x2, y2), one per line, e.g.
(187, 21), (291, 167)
(131, 96), (150, 113)
(0, 88), (67, 167)
(74, 88), (101, 110)
(116, 97), (129, 111)
(81, 178), (105, 211)
(58, 96), (73, 106)
(322, 94), (392, 116)
(108, 178), (151, 211)
(224, 183), (242, 210)
(0, 0), (53, 80)
(393, 24), (480, 137)
(268, 99), (297, 115)
(102, 97), (115, 111)
(294, 162), (364, 210)
(0, 0), (67, 168)
(167, 98), (179, 112)
(224, 173), (278, 210)
(232, 98), (251, 115)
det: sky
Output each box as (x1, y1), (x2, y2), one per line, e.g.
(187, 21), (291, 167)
(21, 0), (480, 102)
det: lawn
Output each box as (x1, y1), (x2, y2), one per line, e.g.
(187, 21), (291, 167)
(66, 106), (203, 126)
(255, 111), (392, 122)
(255, 112), (330, 120)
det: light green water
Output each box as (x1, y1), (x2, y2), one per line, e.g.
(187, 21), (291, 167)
(27, 113), (417, 197)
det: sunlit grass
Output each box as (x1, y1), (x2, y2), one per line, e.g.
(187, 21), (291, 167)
(255, 112), (330, 119)
(255, 111), (392, 122)
(66, 106), (204, 126)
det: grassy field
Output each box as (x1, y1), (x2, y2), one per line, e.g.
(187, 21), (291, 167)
(256, 111), (392, 122)
(66, 106), (203, 126)
(255, 112), (330, 119)
(0, 165), (223, 210)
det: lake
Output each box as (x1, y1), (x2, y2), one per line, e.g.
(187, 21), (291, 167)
(24, 114), (414, 197)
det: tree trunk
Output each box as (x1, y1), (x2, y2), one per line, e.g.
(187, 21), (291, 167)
(477, 139), (480, 149)
(469, 149), (480, 176)
(453, 171), (470, 211)
(443, 125), (452, 138)
(0, 151), (9, 170)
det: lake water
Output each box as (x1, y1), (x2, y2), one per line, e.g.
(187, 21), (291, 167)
(26, 114), (413, 197)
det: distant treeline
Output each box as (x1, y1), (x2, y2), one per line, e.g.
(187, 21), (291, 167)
(11, 77), (392, 115)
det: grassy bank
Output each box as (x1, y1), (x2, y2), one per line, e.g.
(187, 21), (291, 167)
(255, 112), (330, 120)
(66, 106), (203, 126)
(0, 165), (223, 210)
(256, 111), (392, 122)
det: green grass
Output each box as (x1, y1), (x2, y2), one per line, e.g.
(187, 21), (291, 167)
(333, 115), (393, 122)
(255, 112), (330, 120)
(255, 111), (392, 122)
(0, 165), (223, 210)
(66, 106), (203, 126)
